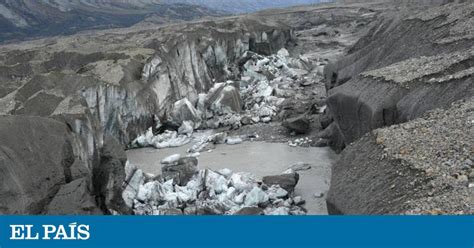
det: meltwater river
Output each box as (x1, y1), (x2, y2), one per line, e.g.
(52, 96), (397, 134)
(127, 141), (337, 214)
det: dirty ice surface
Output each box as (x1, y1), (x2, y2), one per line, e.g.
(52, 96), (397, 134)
(127, 141), (337, 214)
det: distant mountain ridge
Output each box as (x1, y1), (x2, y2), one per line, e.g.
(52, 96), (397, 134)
(0, 0), (225, 42)
(0, 0), (327, 43)
(162, 0), (326, 13)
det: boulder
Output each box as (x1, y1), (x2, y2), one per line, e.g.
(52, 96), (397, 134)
(162, 157), (199, 186)
(206, 83), (243, 115)
(282, 116), (310, 134)
(46, 178), (102, 215)
(171, 98), (201, 125)
(263, 173), (299, 193)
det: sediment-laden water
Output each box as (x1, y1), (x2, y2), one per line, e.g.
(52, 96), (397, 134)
(127, 141), (337, 214)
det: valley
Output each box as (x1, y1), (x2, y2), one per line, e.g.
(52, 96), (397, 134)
(0, 0), (472, 215)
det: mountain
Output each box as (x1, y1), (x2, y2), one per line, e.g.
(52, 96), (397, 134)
(161, 0), (327, 13)
(0, 0), (225, 43)
(0, 0), (329, 42)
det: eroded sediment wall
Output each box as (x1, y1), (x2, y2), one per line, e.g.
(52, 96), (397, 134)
(325, 2), (474, 214)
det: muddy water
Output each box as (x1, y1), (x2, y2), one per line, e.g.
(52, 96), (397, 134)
(126, 142), (337, 215)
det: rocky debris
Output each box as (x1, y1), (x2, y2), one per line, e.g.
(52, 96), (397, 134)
(288, 137), (313, 147)
(328, 99), (473, 215)
(282, 115), (311, 134)
(324, 2), (474, 151)
(132, 42), (327, 151)
(126, 159), (306, 215)
(262, 173), (300, 193)
(193, 48), (316, 131)
(131, 43), (327, 153)
(162, 157), (199, 186)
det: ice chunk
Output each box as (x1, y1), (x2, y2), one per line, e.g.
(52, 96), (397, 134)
(266, 185), (288, 200)
(217, 168), (233, 178)
(244, 187), (269, 207)
(122, 169), (145, 207)
(205, 170), (229, 195)
(277, 48), (290, 58)
(137, 181), (161, 202)
(264, 207), (289, 215)
(226, 137), (243, 145)
(230, 172), (257, 192)
(178, 121), (194, 135)
(161, 154), (181, 164)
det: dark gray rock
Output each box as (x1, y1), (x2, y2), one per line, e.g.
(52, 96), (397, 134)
(263, 173), (299, 193)
(234, 207), (264, 215)
(94, 135), (130, 214)
(196, 205), (224, 215)
(162, 157), (199, 186)
(282, 115), (310, 134)
(46, 178), (102, 215)
(327, 73), (473, 150)
(0, 115), (97, 214)
(240, 115), (254, 125)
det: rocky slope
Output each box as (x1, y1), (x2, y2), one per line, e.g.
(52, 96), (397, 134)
(327, 99), (473, 214)
(325, 1), (473, 214)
